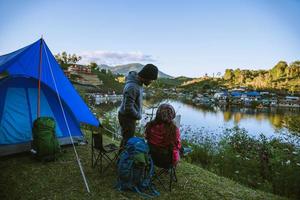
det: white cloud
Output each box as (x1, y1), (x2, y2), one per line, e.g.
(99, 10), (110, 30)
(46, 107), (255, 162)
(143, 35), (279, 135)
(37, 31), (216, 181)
(79, 50), (157, 66)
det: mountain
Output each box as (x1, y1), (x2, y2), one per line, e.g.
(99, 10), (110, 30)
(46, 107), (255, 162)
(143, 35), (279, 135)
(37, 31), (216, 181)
(99, 63), (173, 78)
(98, 64), (111, 70)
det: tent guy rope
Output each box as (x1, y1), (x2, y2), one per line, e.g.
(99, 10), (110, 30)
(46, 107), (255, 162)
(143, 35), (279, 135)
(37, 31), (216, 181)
(43, 40), (91, 193)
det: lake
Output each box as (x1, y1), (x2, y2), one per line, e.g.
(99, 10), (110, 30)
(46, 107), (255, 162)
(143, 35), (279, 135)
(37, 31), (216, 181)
(95, 99), (300, 143)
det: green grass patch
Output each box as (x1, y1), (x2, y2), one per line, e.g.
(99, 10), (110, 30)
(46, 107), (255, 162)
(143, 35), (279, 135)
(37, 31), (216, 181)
(0, 130), (287, 200)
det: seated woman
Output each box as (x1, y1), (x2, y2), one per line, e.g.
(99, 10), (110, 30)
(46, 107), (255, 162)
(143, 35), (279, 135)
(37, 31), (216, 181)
(145, 103), (181, 167)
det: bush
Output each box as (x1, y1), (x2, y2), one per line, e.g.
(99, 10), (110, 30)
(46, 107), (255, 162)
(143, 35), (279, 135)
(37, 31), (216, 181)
(181, 126), (300, 199)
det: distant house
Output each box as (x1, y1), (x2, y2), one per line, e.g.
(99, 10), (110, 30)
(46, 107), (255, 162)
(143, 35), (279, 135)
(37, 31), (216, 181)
(285, 96), (300, 101)
(218, 99), (227, 105)
(245, 91), (261, 101)
(214, 92), (228, 100)
(243, 99), (252, 107)
(241, 93), (248, 101)
(193, 96), (212, 105)
(231, 87), (246, 92)
(178, 93), (184, 97)
(162, 88), (169, 94)
(64, 64), (103, 86)
(75, 76), (85, 83)
(260, 91), (269, 96)
(261, 98), (270, 106)
(270, 98), (278, 107)
(246, 91), (260, 97)
(63, 70), (71, 78)
(214, 92), (228, 105)
(278, 96), (300, 108)
(239, 91), (261, 106)
(68, 64), (92, 74)
(230, 91), (242, 98)
(197, 93), (204, 98)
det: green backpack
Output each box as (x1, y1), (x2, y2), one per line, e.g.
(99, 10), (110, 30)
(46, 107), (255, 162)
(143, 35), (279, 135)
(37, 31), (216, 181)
(32, 117), (60, 161)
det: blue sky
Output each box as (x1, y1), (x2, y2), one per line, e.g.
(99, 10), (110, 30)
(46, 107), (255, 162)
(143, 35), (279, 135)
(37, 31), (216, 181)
(0, 0), (299, 77)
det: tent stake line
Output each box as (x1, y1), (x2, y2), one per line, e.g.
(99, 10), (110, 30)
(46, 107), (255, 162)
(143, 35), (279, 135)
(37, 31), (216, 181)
(43, 42), (91, 193)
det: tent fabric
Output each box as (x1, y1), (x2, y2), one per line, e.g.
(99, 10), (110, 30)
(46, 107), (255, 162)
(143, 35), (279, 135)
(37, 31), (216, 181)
(0, 39), (99, 155)
(0, 39), (99, 126)
(0, 77), (82, 145)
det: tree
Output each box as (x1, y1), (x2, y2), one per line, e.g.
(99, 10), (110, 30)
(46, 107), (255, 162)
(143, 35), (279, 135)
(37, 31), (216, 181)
(233, 68), (244, 84)
(271, 61), (288, 80)
(61, 52), (68, 64)
(54, 53), (63, 65)
(224, 69), (234, 81)
(70, 54), (81, 64)
(89, 62), (98, 71)
(55, 52), (82, 70)
(100, 69), (107, 74)
(289, 61), (300, 78)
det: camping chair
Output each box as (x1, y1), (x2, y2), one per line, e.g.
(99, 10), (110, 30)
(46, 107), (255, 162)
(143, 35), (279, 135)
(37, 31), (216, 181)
(91, 126), (118, 174)
(149, 143), (177, 192)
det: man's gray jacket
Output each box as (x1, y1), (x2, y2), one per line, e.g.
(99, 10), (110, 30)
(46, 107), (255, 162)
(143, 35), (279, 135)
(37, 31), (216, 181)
(118, 71), (143, 120)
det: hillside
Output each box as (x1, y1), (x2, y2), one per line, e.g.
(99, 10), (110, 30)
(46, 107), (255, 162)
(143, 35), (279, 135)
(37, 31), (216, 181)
(93, 69), (124, 93)
(100, 63), (173, 79)
(0, 132), (287, 200)
(223, 60), (300, 92)
(180, 78), (224, 92)
(152, 76), (193, 88)
(162, 60), (300, 94)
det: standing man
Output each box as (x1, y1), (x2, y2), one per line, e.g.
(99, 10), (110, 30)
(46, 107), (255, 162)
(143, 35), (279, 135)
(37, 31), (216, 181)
(118, 64), (158, 147)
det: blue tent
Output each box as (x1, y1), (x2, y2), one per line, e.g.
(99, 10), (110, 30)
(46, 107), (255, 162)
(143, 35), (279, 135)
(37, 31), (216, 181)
(0, 39), (99, 156)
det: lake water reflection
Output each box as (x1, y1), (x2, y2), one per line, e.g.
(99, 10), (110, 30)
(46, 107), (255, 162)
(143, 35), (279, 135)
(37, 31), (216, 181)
(96, 99), (300, 139)
(147, 100), (300, 138)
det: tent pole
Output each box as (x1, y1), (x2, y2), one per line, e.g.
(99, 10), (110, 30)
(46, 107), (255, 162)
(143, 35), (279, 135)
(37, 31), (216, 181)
(37, 37), (43, 118)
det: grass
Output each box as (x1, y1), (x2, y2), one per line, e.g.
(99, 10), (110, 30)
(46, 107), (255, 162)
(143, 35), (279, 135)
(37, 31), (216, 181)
(0, 130), (288, 200)
(179, 126), (300, 199)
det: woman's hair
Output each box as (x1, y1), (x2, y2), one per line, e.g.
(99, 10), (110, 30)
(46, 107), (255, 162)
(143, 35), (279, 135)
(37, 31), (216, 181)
(146, 104), (177, 145)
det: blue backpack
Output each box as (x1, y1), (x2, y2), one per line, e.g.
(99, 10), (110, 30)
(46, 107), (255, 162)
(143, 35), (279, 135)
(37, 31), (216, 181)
(116, 137), (159, 198)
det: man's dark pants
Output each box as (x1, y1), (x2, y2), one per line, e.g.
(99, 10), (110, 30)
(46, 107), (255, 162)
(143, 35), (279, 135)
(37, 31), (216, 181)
(118, 113), (136, 148)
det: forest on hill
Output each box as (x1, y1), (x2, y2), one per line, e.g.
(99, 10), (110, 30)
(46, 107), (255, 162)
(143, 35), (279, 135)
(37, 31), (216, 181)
(223, 61), (300, 93)
(162, 60), (300, 94)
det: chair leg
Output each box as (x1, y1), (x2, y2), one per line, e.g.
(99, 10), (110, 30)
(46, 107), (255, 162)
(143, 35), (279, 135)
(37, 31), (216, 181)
(153, 169), (170, 192)
(93, 153), (101, 168)
(100, 153), (103, 173)
(91, 149), (94, 167)
(92, 149), (119, 175)
(154, 168), (176, 192)
(173, 168), (177, 182)
(91, 144), (94, 168)
(157, 175), (168, 191)
(101, 152), (118, 173)
(169, 169), (173, 192)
